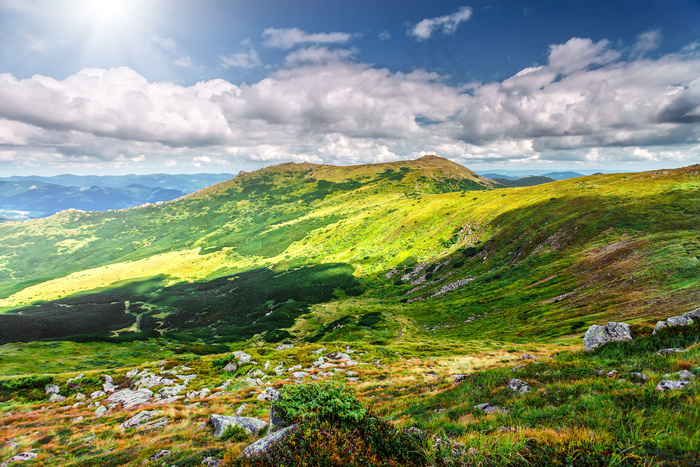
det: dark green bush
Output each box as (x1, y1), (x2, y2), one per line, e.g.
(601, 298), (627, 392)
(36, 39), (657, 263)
(275, 383), (366, 427)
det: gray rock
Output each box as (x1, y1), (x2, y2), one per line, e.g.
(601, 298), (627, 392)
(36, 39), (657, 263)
(311, 347), (326, 354)
(176, 374), (197, 383)
(325, 352), (351, 361)
(121, 410), (162, 429)
(507, 379), (530, 394)
(257, 387), (280, 402)
(66, 374), (84, 384)
(653, 307), (700, 334)
(583, 322), (632, 351)
(679, 370), (696, 380)
(209, 414), (267, 438)
(656, 348), (685, 356)
(630, 372), (648, 383)
(45, 384), (60, 395)
(8, 452), (38, 462)
(234, 351), (252, 364)
(241, 424), (297, 458)
(607, 370), (618, 378)
(201, 457), (224, 466)
(187, 388), (211, 399)
(223, 362), (238, 373)
(312, 357), (325, 367)
(276, 344), (294, 351)
(520, 354), (536, 360)
(269, 403), (289, 434)
(241, 377), (260, 387)
(655, 380), (691, 391)
(94, 405), (108, 417)
(137, 375), (175, 389)
(248, 369), (265, 378)
(48, 393), (66, 403)
(71, 416), (84, 423)
(126, 369), (139, 379)
(474, 403), (507, 414)
(512, 365), (526, 371)
(149, 450), (171, 461)
(103, 381), (117, 393)
(291, 371), (308, 379)
(452, 374), (470, 385)
(105, 388), (153, 409)
(159, 384), (186, 398)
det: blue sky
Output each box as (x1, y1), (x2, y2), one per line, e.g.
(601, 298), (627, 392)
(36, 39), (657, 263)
(0, 0), (699, 175)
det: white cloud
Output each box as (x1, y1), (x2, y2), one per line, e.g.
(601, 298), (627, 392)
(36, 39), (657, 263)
(174, 56), (193, 68)
(634, 30), (662, 54)
(0, 36), (699, 172)
(378, 31), (391, 41)
(285, 46), (355, 65)
(220, 49), (262, 69)
(409, 6), (472, 40)
(262, 27), (352, 49)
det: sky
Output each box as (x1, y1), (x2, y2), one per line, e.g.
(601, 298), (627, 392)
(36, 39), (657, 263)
(0, 0), (699, 176)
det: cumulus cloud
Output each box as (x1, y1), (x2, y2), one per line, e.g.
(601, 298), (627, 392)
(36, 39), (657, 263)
(220, 49), (262, 69)
(409, 6), (472, 40)
(634, 30), (662, 54)
(262, 27), (352, 49)
(1, 36), (699, 172)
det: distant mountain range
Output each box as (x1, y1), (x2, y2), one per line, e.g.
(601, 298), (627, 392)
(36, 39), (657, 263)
(480, 171), (584, 181)
(0, 173), (234, 219)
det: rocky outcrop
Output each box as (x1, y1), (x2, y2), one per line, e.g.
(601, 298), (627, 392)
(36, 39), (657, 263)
(241, 424), (297, 458)
(583, 322), (632, 351)
(121, 410), (163, 429)
(105, 388), (153, 409)
(655, 380), (691, 391)
(209, 414), (267, 438)
(507, 379), (530, 394)
(654, 308), (700, 334)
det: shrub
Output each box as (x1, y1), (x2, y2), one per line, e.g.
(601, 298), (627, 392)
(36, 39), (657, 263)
(274, 383), (366, 427)
(220, 424), (250, 443)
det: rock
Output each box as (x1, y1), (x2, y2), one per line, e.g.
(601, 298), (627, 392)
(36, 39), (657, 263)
(248, 369), (265, 378)
(656, 380), (691, 391)
(201, 457), (223, 466)
(235, 404), (247, 416)
(103, 375), (113, 383)
(121, 410), (163, 429)
(287, 364), (302, 372)
(264, 361), (270, 370)
(187, 388), (212, 399)
(138, 417), (170, 431)
(512, 365), (526, 371)
(103, 381), (117, 393)
(269, 402), (290, 434)
(291, 371), (308, 379)
(346, 371), (358, 377)
(105, 388), (153, 409)
(216, 380), (232, 390)
(234, 351), (252, 364)
(45, 384), (60, 395)
(159, 384), (186, 398)
(607, 370), (618, 378)
(126, 369), (139, 379)
(474, 403), (507, 414)
(276, 344), (294, 351)
(75, 392), (86, 401)
(223, 362), (238, 373)
(137, 375), (175, 389)
(312, 357), (325, 367)
(583, 322), (632, 351)
(325, 352), (351, 361)
(656, 348), (685, 356)
(507, 379), (530, 394)
(94, 405), (108, 417)
(594, 369), (605, 376)
(344, 360), (358, 366)
(149, 450), (171, 461)
(241, 424), (297, 458)
(71, 416), (84, 423)
(257, 387), (280, 402)
(176, 374), (197, 383)
(318, 363), (335, 369)
(66, 374), (84, 384)
(520, 354), (536, 360)
(48, 393), (66, 403)
(678, 370), (696, 380)
(8, 452), (38, 462)
(630, 373), (648, 383)
(311, 347), (326, 355)
(209, 414), (267, 438)
(241, 377), (260, 387)
(654, 307), (700, 334)
(451, 374), (470, 385)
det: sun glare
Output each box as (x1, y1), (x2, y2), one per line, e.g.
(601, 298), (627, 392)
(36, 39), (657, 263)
(73, 0), (142, 31)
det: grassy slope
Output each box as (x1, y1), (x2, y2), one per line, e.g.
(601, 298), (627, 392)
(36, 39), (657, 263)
(0, 158), (698, 346)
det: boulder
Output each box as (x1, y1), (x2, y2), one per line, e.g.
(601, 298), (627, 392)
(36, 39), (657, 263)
(325, 352), (351, 361)
(520, 354), (536, 360)
(234, 351), (252, 364)
(269, 404), (290, 434)
(507, 378), (530, 394)
(159, 384), (186, 398)
(209, 414), (267, 438)
(149, 450), (171, 461)
(656, 348), (685, 356)
(126, 369), (139, 379)
(66, 374), (84, 384)
(654, 307), (700, 334)
(121, 410), (163, 429)
(629, 372), (648, 383)
(451, 374), (470, 385)
(223, 362), (238, 373)
(656, 380), (691, 391)
(94, 405), (107, 417)
(45, 384), (60, 395)
(8, 452), (38, 462)
(48, 393), (66, 403)
(257, 387), (280, 402)
(105, 388), (153, 409)
(583, 322), (632, 351)
(678, 370), (696, 380)
(276, 344), (294, 351)
(241, 424), (297, 458)
(474, 403), (507, 414)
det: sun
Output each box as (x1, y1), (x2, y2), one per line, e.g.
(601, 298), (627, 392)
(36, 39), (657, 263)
(75, 0), (141, 29)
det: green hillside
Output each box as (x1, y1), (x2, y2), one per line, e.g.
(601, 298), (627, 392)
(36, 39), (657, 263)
(0, 157), (698, 346)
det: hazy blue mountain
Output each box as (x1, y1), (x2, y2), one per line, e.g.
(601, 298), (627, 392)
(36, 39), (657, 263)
(481, 171), (585, 181)
(0, 173), (234, 192)
(492, 175), (557, 187)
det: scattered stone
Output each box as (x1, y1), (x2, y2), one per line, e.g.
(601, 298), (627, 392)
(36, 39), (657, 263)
(451, 374), (470, 385)
(223, 362), (238, 373)
(75, 392), (86, 401)
(276, 344), (294, 351)
(217, 380), (232, 390)
(94, 405), (107, 417)
(656, 380), (691, 391)
(126, 369), (139, 379)
(248, 369), (265, 378)
(234, 351), (252, 364)
(312, 357), (325, 367)
(187, 388), (212, 399)
(346, 371), (358, 377)
(241, 424), (297, 458)
(347, 377), (359, 382)
(159, 384), (186, 398)
(264, 361), (270, 370)
(654, 308), (700, 334)
(679, 370), (696, 380)
(520, 354), (536, 360)
(66, 374), (84, 384)
(291, 371), (308, 379)
(512, 365), (526, 371)
(656, 348), (685, 356)
(139, 417), (170, 431)
(209, 414), (267, 438)
(311, 348), (326, 354)
(149, 450), (171, 461)
(583, 322), (632, 351)
(48, 393), (66, 403)
(594, 369), (605, 376)
(474, 403), (507, 414)
(201, 456), (223, 466)
(344, 360), (358, 366)
(137, 375), (175, 389)
(607, 370), (618, 378)
(257, 387), (280, 402)
(325, 352), (351, 361)
(177, 374), (197, 383)
(630, 373), (648, 383)
(45, 384), (60, 395)
(71, 416), (84, 423)
(105, 388), (153, 409)
(235, 404), (247, 416)
(507, 379), (530, 394)
(7, 452), (38, 463)
(498, 426), (517, 433)
(103, 381), (117, 393)
(121, 410), (163, 429)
